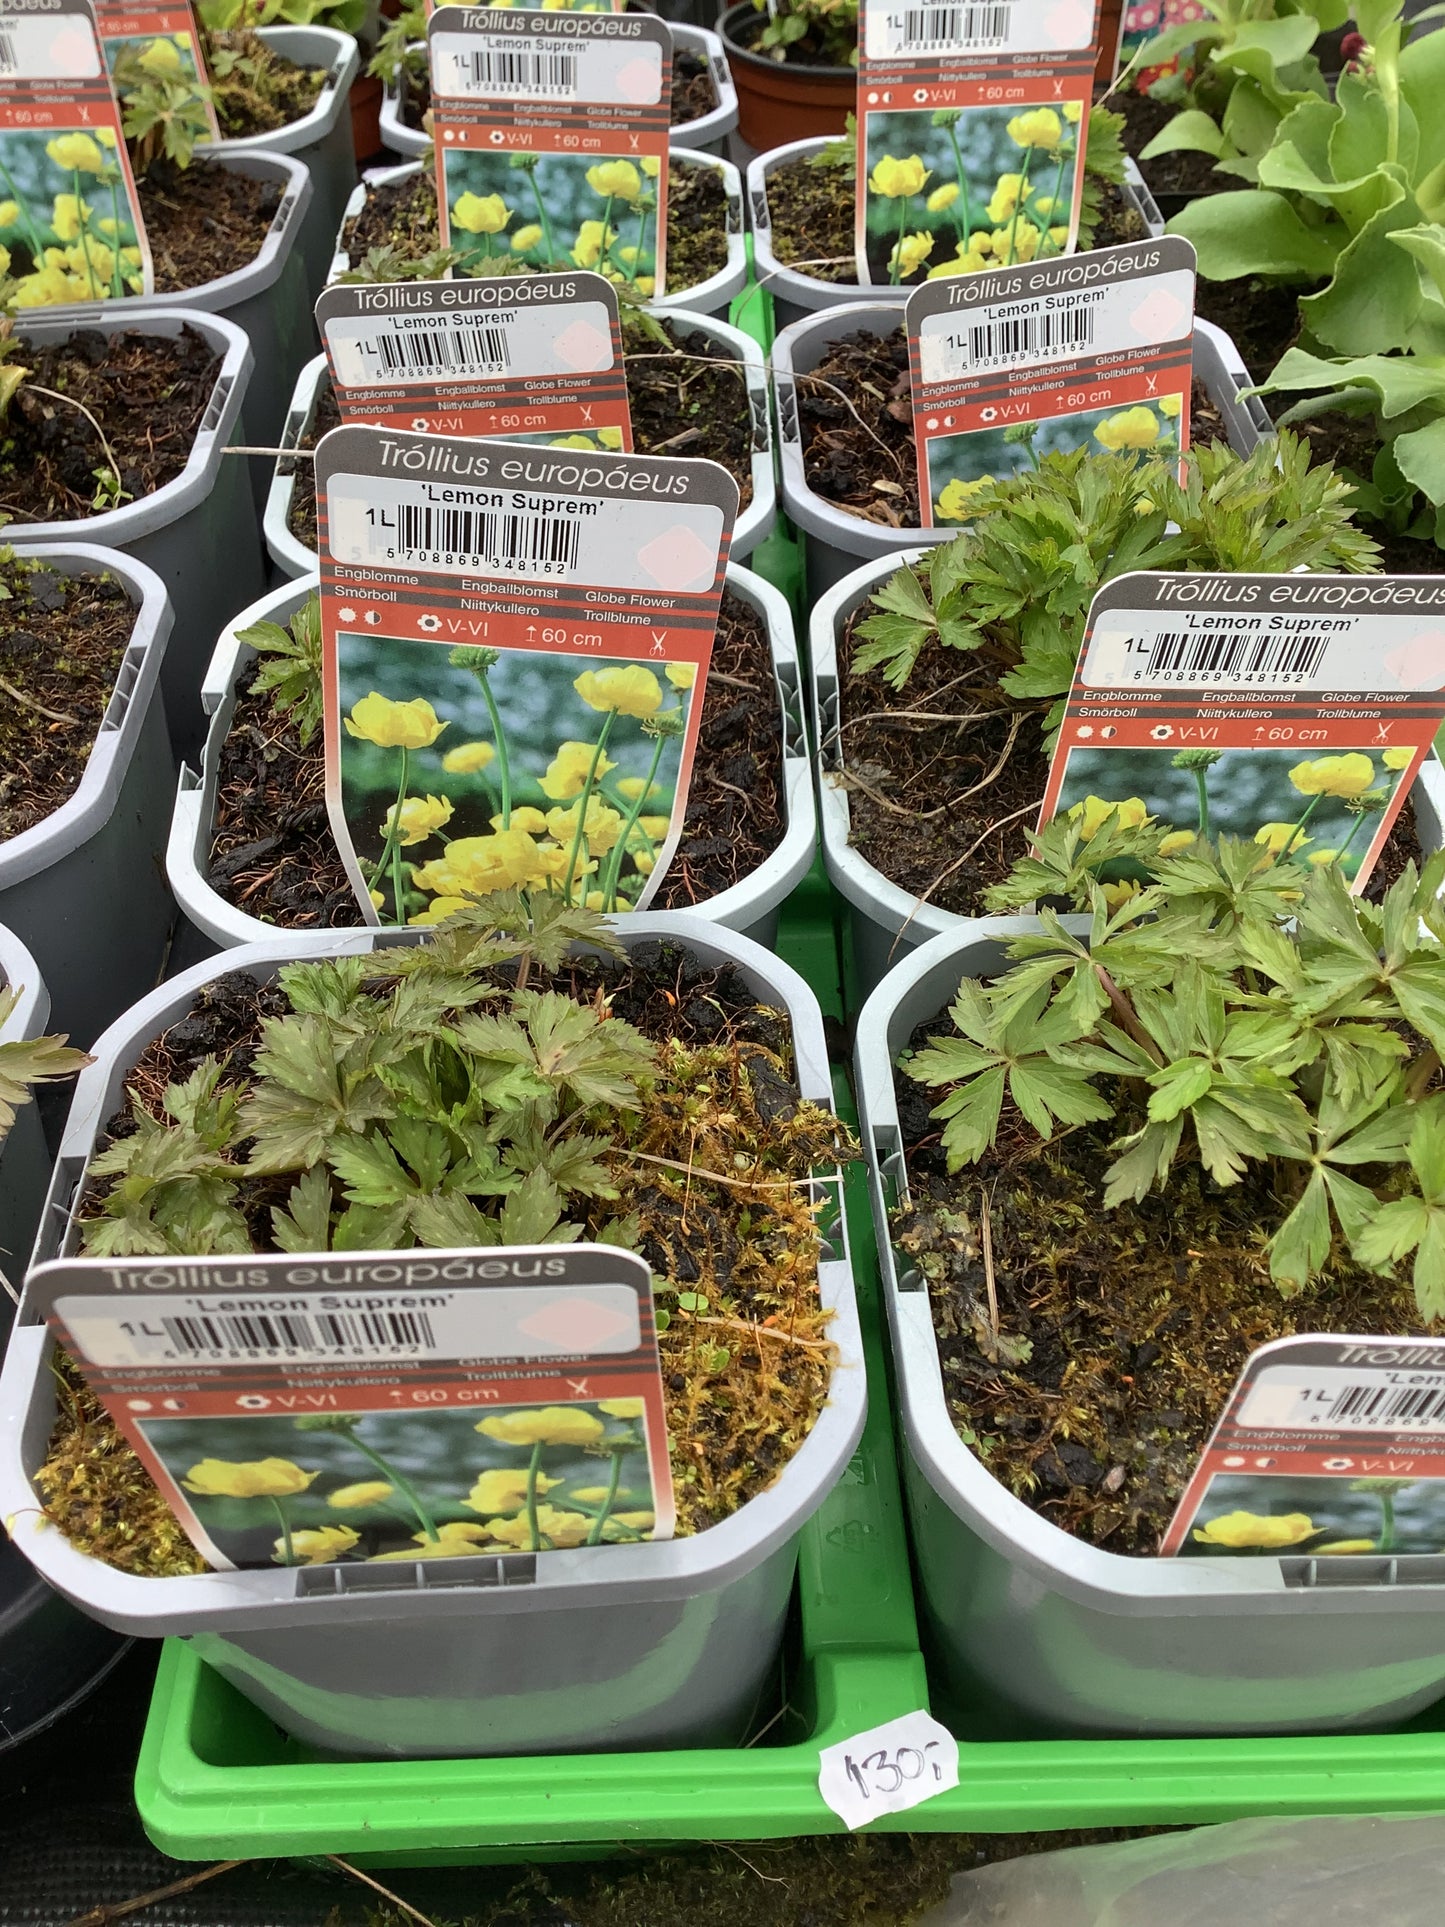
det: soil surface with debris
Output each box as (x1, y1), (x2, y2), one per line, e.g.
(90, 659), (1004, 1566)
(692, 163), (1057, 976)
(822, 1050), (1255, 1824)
(139, 158), (282, 292)
(210, 28), (325, 137)
(1116, 87), (1223, 201)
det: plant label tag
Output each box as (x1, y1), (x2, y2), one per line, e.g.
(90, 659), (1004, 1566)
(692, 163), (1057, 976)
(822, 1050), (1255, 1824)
(91, 0), (221, 144)
(853, 0), (1099, 288)
(1038, 571), (1445, 893)
(428, 6), (672, 295)
(1162, 1334), (1445, 1560)
(29, 1243), (674, 1574)
(313, 421), (736, 928)
(0, 0), (153, 304)
(817, 1712), (960, 1830)
(314, 272), (633, 448)
(905, 235), (1195, 526)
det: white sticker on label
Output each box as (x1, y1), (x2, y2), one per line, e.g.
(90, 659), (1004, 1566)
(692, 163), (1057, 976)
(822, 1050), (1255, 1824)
(326, 472), (723, 593)
(324, 301), (616, 389)
(1238, 1363), (1445, 1435)
(430, 29), (662, 103)
(57, 1284), (644, 1368)
(864, 0), (1092, 59)
(917, 270), (1195, 384)
(1081, 608), (1445, 695)
(0, 11), (102, 78)
(817, 1712), (959, 1831)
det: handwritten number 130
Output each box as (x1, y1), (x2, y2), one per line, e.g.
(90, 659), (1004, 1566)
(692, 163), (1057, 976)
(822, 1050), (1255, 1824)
(844, 1741), (942, 1799)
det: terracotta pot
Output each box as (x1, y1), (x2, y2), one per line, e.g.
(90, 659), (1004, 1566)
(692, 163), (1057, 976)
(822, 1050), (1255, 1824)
(719, 2), (854, 149)
(1094, 0), (1124, 87)
(350, 71), (384, 166)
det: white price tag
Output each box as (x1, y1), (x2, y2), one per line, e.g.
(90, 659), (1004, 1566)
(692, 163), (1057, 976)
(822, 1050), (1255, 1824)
(817, 1712), (959, 1830)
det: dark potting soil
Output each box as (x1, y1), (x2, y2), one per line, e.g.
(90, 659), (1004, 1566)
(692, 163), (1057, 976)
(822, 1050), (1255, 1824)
(207, 588), (785, 925)
(0, 324), (221, 526)
(285, 320), (755, 552)
(765, 158), (1148, 285)
(209, 28), (326, 138)
(796, 325), (1227, 527)
(1115, 86), (1223, 201)
(340, 162), (730, 292)
(139, 158), (282, 294)
(0, 554), (136, 841)
(895, 1036), (1434, 1553)
(1194, 273), (1307, 386)
(401, 47), (717, 134)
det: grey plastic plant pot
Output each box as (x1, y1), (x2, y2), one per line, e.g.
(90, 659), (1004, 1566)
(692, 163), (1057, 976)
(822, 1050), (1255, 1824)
(5, 311), (261, 756)
(330, 152), (748, 318)
(0, 926), (53, 1295)
(218, 25), (361, 299)
(746, 138), (1165, 334)
(40, 153), (314, 476)
(264, 316), (773, 580)
(0, 548), (175, 1054)
(854, 901), (1445, 1739)
(0, 918), (865, 1761)
(381, 23), (737, 160)
(168, 560), (814, 953)
(777, 305), (1263, 603)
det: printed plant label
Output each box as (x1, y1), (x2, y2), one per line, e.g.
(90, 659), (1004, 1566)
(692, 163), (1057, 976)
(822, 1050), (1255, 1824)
(1162, 1334), (1445, 1559)
(429, 5), (671, 296)
(906, 234), (1195, 526)
(91, 0), (220, 144)
(315, 422), (737, 928)
(29, 1244), (673, 1573)
(315, 272), (633, 448)
(854, 0), (1100, 288)
(1038, 572), (1445, 893)
(0, 0), (152, 305)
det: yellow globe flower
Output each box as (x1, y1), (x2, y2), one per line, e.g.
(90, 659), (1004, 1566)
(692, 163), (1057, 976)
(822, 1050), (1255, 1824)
(1308, 848), (1342, 866)
(540, 739), (616, 800)
(369, 889), (385, 910)
(1064, 99), (1083, 121)
(371, 1540), (490, 1560)
(1067, 794), (1150, 840)
(328, 1480), (394, 1509)
(664, 662), (696, 691)
(869, 153), (930, 198)
(927, 251), (989, 278)
(1158, 393), (1183, 418)
(575, 665), (663, 718)
(570, 1485), (634, 1503)
(597, 427), (623, 450)
(345, 692), (447, 750)
(1255, 821), (1310, 856)
(1032, 195), (1058, 218)
(0, 201), (17, 227)
(550, 434), (597, 450)
(442, 740), (495, 775)
(1191, 1509), (1316, 1550)
(1008, 107), (1063, 150)
(183, 1457), (318, 1499)
(632, 849), (656, 876)
(936, 476), (991, 521)
(381, 793), (453, 846)
(46, 133), (108, 174)
(486, 806), (545, 835)
(0, 245), (8, 277)
(1095, 406), (1162, 451)
(1157, 829), (1196, 856)
(451, 191), (509, 235)
(615, 776), (659, 803)
(642, 155), (660, 177)
(1383, 746), (1414, 770)
(409, 896), (472, 925)
(598, 1397), (644, 1418)
(465, 1469), (561, 1515)
(527, 842), (595, 884)
(1289, 753), (1375, 799)
(926, 182), (959, 213)
(586, 159), (642, 202)
(570, 218), (617, 267)
(138, 34), (183, 73)
(478, 1406), (606, 1447)
(638, 815), (671, 838)
(488, 1505), (593, 1548)
(985, 172), (1031, 223)
(276, 1526), (359, 1565)
(544, 797), (623, 855)
(606, 1510), (655, 1531)
(1049, 225), (1068, 246)
(888, 229), (935, 278)
(412, 828), (539, 896)
(424, 1521), (496, 1544)
(1102, 879), (1142, 914)
(1314, 1539), (1376, 1554)
(993, 220), (1039, 263)
(50, 193), (91, 242)
(632, 277), (656, 298)
(509, 223), (543, 252)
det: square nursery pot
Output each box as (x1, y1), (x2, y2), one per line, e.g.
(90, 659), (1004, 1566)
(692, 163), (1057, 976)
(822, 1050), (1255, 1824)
(5, 311), (262, 758)
(41, 153), (314, 489)
(853, 888), (1445, 1740)
(747, 137), (1165, 335)
(0, 547), (176, 1053)
(779, 307), (1264, 604)
(0, 917), (866, 1760)
(380, 23), (737, 160)
(217, 25), (362, 299)
(263, 312), (775, 580)
(331, 153), (748, 319)
(168, 559), (815, 951)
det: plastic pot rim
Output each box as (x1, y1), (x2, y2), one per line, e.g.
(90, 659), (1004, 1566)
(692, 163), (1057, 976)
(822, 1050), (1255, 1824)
(214, 24), (360, 159)
(0, 546), (172, 891)
(0, 923), (48, 1044)
(716, 2), (854, 80)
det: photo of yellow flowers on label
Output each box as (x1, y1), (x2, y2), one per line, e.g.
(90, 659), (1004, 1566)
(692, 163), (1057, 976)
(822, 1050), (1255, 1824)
(92, 3), (221, 145)
(0, 0), (153, 306)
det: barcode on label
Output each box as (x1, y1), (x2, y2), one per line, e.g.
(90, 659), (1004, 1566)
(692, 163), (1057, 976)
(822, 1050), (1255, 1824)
(154, 1307), (435, 1359)
(1308, 1382), (1445, 1429)
(393, 503), (583, 573)
(1134, 629), (1331, 684)
(450, 46), (578, 94)
(890, 2), (1013, 46)
(0, 28), (18, 72)
(961, 304), (1091, 369)
(371, 322), (511, 378)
